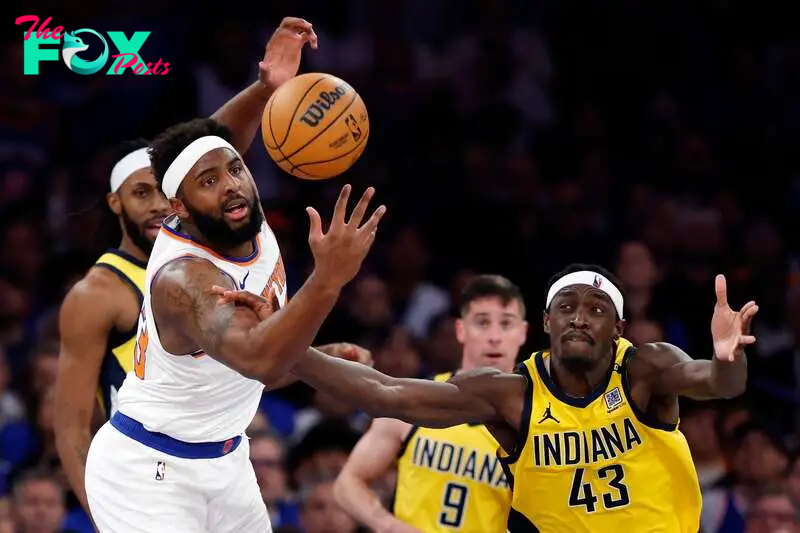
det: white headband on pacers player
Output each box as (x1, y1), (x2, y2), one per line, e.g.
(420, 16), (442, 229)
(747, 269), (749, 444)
(161, 135), (238, 198)
(545, 270), (625, 318)
(109, 147), (151, 193)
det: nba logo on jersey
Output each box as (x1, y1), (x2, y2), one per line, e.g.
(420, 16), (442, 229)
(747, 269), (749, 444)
(155, 461), (166, 481)
(604, 387), (623, 412)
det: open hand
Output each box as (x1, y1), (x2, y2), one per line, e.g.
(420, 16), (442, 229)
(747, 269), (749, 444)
(307, 185), (386, 289)
(212, 285), (276, 321)
(711, 274), (759, 362)
(259, 17), (319, 91)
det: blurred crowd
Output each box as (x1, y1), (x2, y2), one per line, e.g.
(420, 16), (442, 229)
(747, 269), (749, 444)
(3, 0), (800, 532)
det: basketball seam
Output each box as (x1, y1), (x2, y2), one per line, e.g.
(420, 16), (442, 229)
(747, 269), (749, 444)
(275, 94), (359, 163)
(268, 120), (301, 174)
(274, 76), (333, 149)
(294, 130), (370, 169)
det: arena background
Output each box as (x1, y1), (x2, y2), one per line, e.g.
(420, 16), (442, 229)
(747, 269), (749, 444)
(2, 1), (800, 531)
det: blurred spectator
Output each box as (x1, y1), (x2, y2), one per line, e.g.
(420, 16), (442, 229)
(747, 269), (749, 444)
(745, 486), (800, 533)
(703, 422), (790, 533)
(10, 469), (67, 533)
(250, 430), (299, 529)
(297, 475), (359, 533)
(681, 401), (728, 491)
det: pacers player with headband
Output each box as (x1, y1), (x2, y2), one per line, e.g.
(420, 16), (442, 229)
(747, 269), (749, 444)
(221, 262), (758, 532)
(335, 275), (527, 533)
(54, 16), (322, 522)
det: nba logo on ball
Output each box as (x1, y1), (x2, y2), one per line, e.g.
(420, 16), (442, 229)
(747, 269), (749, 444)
(262, 72), (370, 180)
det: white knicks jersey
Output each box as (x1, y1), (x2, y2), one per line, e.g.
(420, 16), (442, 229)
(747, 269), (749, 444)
(116, 214), (287, 442)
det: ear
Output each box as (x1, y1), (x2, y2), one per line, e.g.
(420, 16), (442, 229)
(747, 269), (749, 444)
(106, 192), (122, 215)
(455, 318), (466, 344)
(542, 311), (550, 334)
(614, 319), (626, 340)
(170, 197), (187, 218)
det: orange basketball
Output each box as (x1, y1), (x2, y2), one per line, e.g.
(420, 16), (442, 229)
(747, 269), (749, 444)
(262, 73), (370, 180)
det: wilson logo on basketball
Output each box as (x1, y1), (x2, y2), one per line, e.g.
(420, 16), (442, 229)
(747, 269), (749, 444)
(298, 83), (351, 127)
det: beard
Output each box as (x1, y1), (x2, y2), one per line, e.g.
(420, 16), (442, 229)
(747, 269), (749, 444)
(183, 196), (263, 249)
(120, 207), (155, 255)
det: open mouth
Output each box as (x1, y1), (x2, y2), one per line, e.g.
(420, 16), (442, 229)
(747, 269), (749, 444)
(144, 217), (164, 238)
(223, 199), (249, 222)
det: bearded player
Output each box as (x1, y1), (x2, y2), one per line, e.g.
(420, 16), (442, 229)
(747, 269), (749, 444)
(221, 263), (758, 532)
(334, 275), (527, 533)
(82, 110), (385, 532)
(54, 17), (321, 519)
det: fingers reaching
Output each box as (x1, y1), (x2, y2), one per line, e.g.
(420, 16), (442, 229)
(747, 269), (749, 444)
(740, 301), (759, 333)
(347, 187), (375, 227)
(359, 204), (387, 236)
(331, 184), (352, 228)
(307, 207), (323, 241)
(740, 335), (757, 345)
(714, 274), (728, 308)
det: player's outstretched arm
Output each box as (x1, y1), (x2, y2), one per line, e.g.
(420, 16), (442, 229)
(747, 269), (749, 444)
(152, 256), (338, 384)
(292, 348), (521, 427)
(635, 274), (756, 400)
(211, 17), (318, 154)
(334, 418), (422, 533)
(55, 273), (119, 516)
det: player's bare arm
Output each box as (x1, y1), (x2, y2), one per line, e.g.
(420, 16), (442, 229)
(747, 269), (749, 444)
(629, 274), (756, 401)
(154, 185), (384, 384)
(334, 418), (422, 533)
(214, 286), (526, 428)
(211, 17), (318, 154)
(55, 270), (132, 514)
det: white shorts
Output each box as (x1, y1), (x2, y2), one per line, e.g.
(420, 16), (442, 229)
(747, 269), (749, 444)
(85, 414), (271, 533)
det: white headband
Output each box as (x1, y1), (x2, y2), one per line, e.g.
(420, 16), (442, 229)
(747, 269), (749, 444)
(161, 136), (238, 198)
(546, 270), (624, 318)
(110, 147), (151, 192)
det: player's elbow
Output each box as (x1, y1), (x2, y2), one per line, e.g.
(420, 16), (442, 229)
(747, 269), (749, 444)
(332, 473), (352, 508)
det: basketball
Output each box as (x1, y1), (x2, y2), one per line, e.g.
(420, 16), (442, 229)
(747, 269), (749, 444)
(262, 73), (370, 180)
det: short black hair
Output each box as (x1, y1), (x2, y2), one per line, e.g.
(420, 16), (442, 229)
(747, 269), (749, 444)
(460, 274), (526, 318)
(12, 468), (63, 503)
(148, 118), (234, 192)
(545, 263), (625, 311)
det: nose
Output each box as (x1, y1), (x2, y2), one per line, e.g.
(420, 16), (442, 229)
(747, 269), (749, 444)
(570, 309), (589, 329)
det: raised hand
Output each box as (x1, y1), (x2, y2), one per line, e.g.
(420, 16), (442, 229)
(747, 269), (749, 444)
(259, 17), (319, 91)
(307, 185), (386, 289)
(711, 274), (759, 362)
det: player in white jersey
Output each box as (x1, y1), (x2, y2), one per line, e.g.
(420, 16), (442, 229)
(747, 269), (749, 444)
(84, 117), (385, 533)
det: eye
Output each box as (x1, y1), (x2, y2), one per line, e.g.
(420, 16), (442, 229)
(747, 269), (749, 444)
(202, 176), (216, 187)
(592, 306), (604, 314)
(133, 188), (149, 198)
(558, 303), (573, 312)
(230, 164), (243, 175)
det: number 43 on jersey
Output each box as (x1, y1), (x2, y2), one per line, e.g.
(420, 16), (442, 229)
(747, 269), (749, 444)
(568, 464), (630, 513)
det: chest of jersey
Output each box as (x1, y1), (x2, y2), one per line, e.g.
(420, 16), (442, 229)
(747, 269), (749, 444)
(504, 343), (702, 533)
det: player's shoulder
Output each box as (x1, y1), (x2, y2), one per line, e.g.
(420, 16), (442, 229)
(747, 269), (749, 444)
(60, 271), (122, 329)
(154, 255), (232, 289)
(626, 342), (689, 379)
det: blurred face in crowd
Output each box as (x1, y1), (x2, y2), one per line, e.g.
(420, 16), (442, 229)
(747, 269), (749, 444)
(747, 493), (800, 533)
(13, 478), (65, 533)
(294, 450), (350, 489)
(617, 241), (658, 290)
(349, 275), (392, 327)
(427, 316), (462, 371)
(107, 168), (170, 255)
(1, 220), (43, 286)
(680, 407), (721, 462)
(175, 149), (263, 249)
(250, 435), (288, 505)
(299, 480), (357, 533)
(625, 319), (664, 345)
(457, 296), (527, 373)
(734, 430), (788, 485)
(375, 327), (421, 378)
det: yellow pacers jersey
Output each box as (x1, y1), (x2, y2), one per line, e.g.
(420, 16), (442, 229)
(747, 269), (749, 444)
(93, 249), (146, 419)
(499, 339), (701, 533)
(393, 372), (512, 532)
